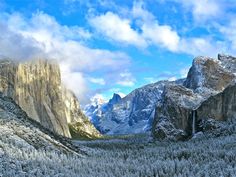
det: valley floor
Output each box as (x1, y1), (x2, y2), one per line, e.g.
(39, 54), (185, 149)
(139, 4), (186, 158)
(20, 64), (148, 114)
(1, 132), (236, 177)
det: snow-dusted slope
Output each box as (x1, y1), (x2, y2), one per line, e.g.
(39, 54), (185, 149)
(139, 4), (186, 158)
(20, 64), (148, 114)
(0, 92), (81, 155)
(84, 80), (184, 135)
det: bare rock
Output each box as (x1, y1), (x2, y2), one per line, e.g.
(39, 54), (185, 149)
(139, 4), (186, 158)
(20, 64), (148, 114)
(184, 56), (235, 93)
(152, 84), (202, 140)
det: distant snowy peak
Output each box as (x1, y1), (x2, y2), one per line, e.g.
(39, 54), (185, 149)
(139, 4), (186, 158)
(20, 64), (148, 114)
(84, 93), (121, 113)
(108, 93), (121, 105)
(84, 94), (106, 118)
(84, 93), (122, 131)
(90, 95), (106, 107)
(84, 80), (184, 135)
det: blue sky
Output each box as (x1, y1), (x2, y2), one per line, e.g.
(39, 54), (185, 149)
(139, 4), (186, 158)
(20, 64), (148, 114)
(1, 0), (236, 105)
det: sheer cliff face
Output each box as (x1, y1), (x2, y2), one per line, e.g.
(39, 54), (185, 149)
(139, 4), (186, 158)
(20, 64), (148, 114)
(196, 83), (236, 122)
(184, 56), (235, 93)
(0, 59), (100, 138)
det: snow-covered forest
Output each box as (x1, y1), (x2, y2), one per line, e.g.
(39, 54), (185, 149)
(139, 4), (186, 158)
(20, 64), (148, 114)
(1, 130), (236, 177)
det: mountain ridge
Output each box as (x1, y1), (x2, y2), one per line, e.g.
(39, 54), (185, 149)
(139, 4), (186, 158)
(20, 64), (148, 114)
(85, 54), (236, 139)
(84, 79), (185, 134)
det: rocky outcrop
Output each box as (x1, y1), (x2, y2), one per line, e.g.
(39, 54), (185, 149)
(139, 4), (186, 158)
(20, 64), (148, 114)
(152, 84), (203, 140)
(0, 59), (100, 138)
(184, 56), (235, 93)
(153, 54), (236, 140)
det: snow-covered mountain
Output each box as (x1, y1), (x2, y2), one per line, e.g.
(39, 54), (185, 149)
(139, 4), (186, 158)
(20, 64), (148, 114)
(83, 95), (106, 127)
(85, 54), (236, 137)
(84, 80), (184, 135)
(84, 93), (122, 132)
(152, 54), (236, 140)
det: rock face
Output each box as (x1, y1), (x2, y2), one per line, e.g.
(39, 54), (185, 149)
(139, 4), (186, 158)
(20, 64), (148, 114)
(62, 87), (100, 139)
(108, 93), (121, 105)
(152, 54), (236, 140)
(196, 83), (236, 122)
(184, 55), (235, 93)
(85, 80), (184, 135)
(152, 84), (203, 140)
(0, 59), (100, 138)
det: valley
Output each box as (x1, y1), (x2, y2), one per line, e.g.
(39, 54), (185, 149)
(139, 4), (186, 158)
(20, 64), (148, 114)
(0, 54), (236, 176)
(1, 131), (236, 177)
(1, 1), (236, 176)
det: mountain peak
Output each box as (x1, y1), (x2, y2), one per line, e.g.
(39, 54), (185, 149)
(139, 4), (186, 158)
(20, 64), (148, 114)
(108, 93), (121, 105)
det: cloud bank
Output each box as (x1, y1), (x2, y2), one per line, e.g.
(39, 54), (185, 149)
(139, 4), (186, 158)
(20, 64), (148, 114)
(1, 0), (236, 105)
(0, 12), (130, 104)
(88, 1), (225, 57)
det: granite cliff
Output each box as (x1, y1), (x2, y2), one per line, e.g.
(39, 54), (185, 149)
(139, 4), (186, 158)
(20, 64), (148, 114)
(0, 59), (100, 138)
(152, 54), (236, 140)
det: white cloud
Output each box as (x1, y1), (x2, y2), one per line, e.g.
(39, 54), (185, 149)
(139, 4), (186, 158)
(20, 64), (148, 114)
(117, 80), (135, 87)
(89, 93), (107, 105)
(179, 37), (222, 57)
(219, 19), (236, 51)
(131, 1), (155, 23)
(88, 77), (105, 85)
(89, 10), (179, 52)
(88, 2), (223, 56)
(0, 11), (130, 104)
(142, 23), (180, 52)
(89, 12), (147, 48)
(175, 0), (221, 22)
(168, 77), (177, 81)
(117, 72), (136, 87)
(60, 64), (88, 104)
(133, 1), (180, 52)
(0, 22), (44, 60)
(136, 2), (221, 55)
